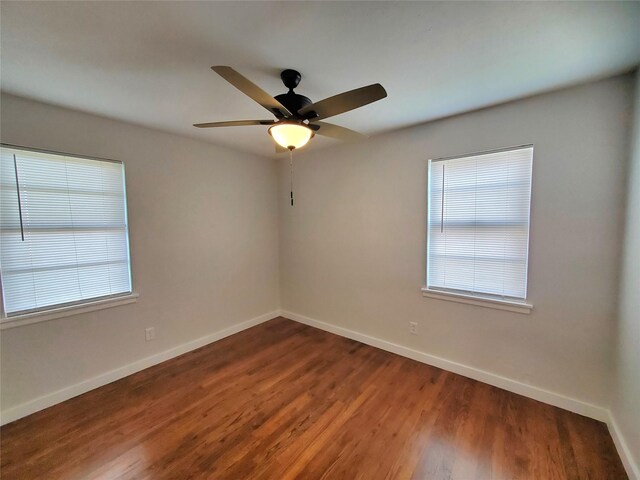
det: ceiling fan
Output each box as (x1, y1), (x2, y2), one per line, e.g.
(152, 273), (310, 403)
(194, 66), (387, 151)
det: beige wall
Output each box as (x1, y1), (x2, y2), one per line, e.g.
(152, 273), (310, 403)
(0, 93), (280, 411)
(613, 70), (640, 475)
(279, 75), (634, 408)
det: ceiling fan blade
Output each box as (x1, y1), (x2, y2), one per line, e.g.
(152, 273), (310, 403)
(193, 120), (275, 128)
(212, 66), (292, 118)
(311, 121), (367, 142)
(298, 84), (387, 121)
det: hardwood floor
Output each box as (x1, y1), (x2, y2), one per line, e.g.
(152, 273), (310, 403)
(0, 317), (627, 479)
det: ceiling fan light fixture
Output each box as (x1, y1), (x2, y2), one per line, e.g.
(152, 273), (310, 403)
(268, 121), (314, 150)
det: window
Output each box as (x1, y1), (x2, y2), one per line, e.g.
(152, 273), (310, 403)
(426, 145), (533, 306)
(0, 145), (132, 317)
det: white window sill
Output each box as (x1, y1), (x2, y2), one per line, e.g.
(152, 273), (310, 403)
(0, 293), (139, 330)
(421, 288), (532, 314)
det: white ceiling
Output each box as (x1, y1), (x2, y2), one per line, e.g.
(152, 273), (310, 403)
(1, 1), (639, 157)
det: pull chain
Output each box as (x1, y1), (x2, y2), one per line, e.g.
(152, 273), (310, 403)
(289, 147), (294, 206)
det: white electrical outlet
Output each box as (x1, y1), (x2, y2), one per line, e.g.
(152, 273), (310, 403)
(145, 327), (156, 341)
(409, 322), (417, 335)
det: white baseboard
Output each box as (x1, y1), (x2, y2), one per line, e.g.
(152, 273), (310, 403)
(607, 411), (640, 480)
(0, 310), (281, 426)
(281, 310), (609, 422)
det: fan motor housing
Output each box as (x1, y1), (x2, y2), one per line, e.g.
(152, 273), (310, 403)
(275, 92), (312, 118)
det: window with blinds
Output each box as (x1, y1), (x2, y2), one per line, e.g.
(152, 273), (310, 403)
(427, 145), (533, 301)
(0, 145), (132, 316)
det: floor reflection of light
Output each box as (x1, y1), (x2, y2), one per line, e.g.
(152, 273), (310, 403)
(77, 443), (150, 480)
(412, 427), (495, 479)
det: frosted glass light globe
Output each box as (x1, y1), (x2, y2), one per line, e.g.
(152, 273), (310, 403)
(269, 122), (313, 149)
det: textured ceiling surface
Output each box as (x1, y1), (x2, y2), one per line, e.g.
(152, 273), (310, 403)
(1, 1), (639, 156)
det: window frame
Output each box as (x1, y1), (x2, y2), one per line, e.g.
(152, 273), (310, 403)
(424, 144), (534, 313)
(0, 143), (136, 326)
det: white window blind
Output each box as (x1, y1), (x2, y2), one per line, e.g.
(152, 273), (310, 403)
(427, 145), (533, 301)
(0, 146), (132, 316)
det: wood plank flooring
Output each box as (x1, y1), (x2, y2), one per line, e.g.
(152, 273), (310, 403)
(0, 317), (627, 479)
